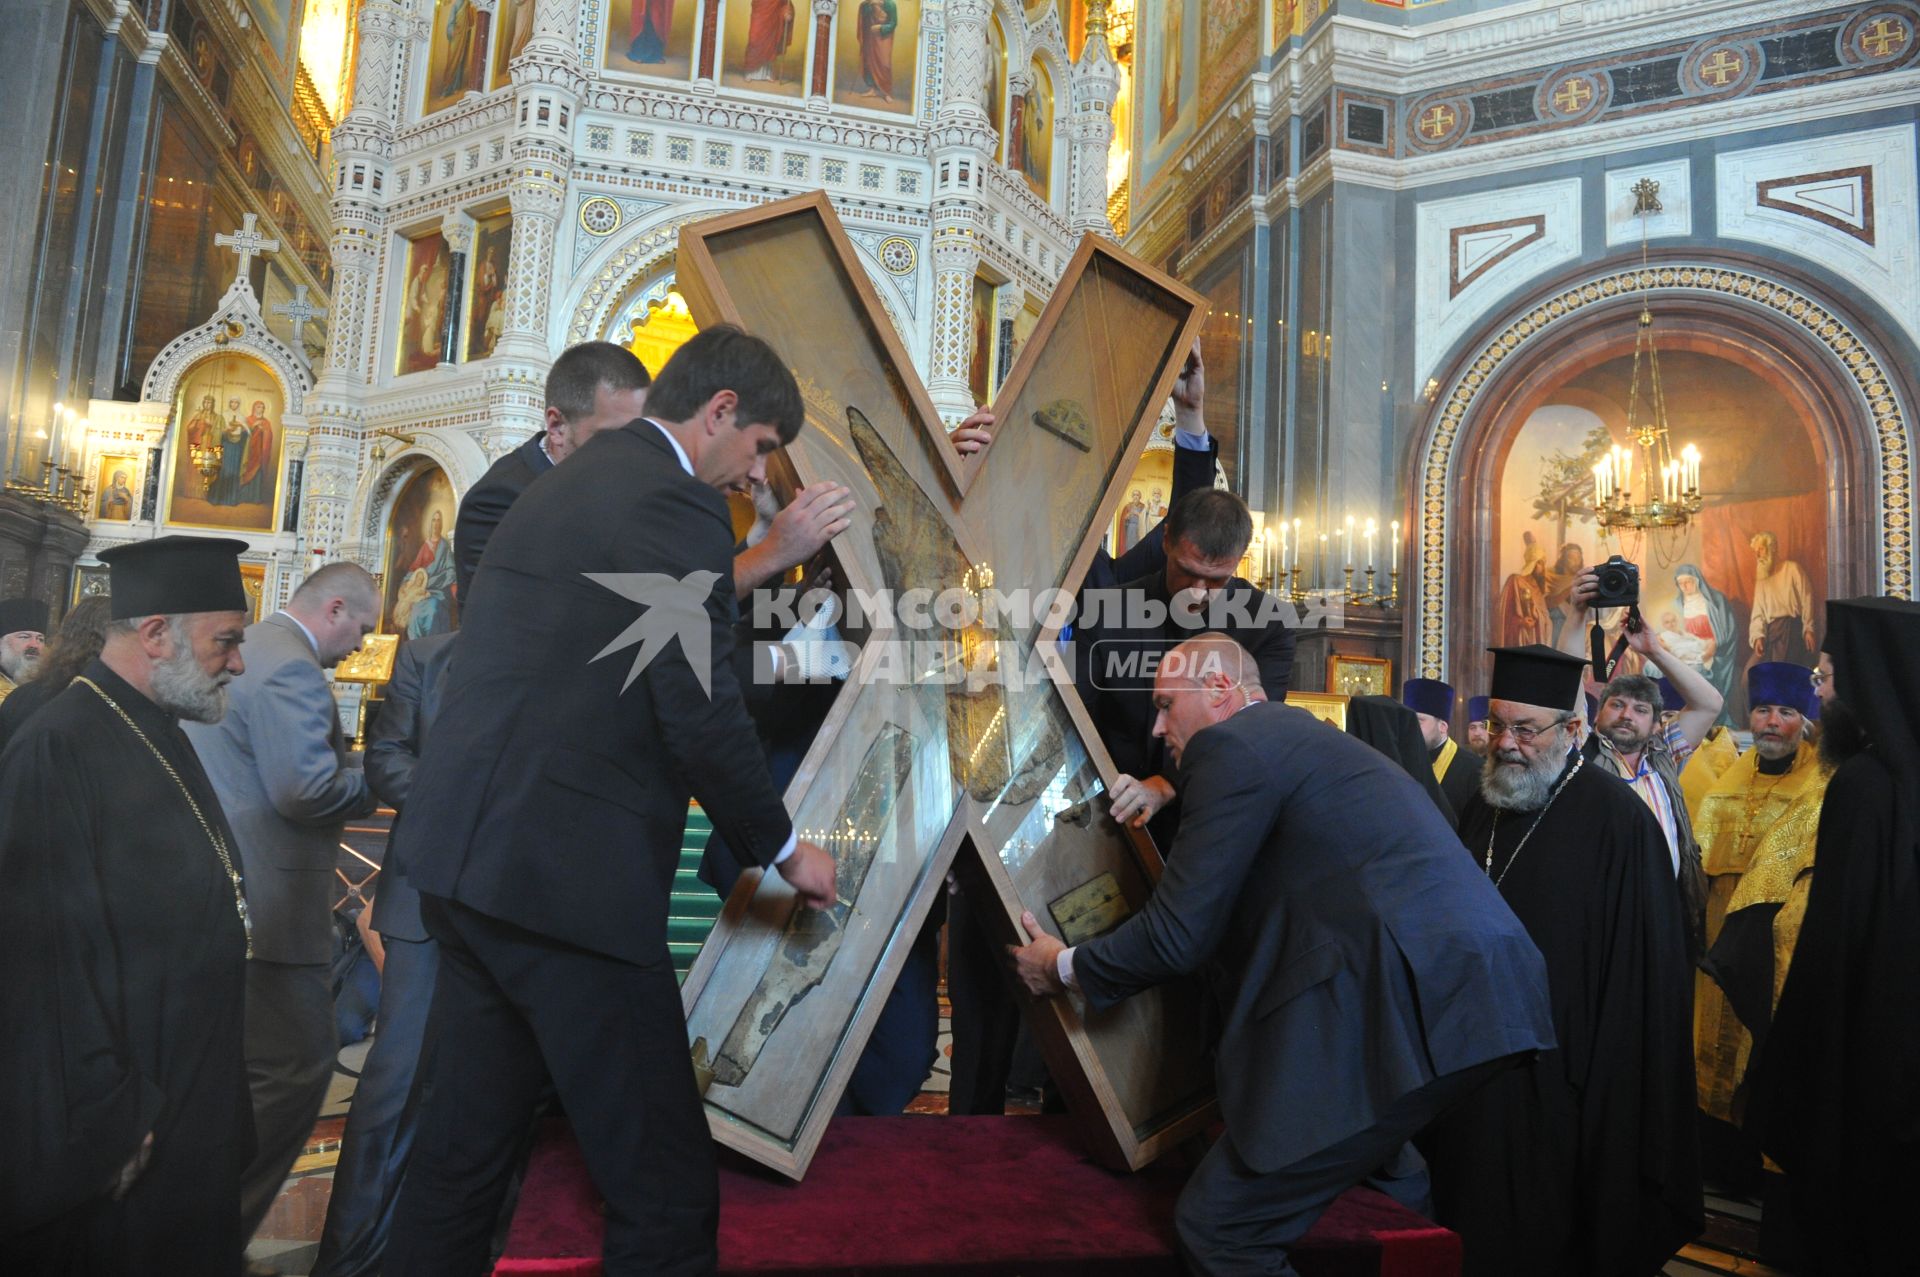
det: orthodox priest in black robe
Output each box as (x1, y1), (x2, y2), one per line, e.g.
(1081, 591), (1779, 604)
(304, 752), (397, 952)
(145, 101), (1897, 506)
(1744, 596), (1920, 1275)
(1418, 644), (1701, 1276)
(0, 536), (255, 1276)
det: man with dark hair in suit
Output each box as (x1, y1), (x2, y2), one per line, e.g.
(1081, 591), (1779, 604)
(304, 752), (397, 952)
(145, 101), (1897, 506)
(182, 562), (381, 1244)
(453, 340), (653, 602)
(1010, 633), (1554, 1275)
(386, 325), (835, 1276)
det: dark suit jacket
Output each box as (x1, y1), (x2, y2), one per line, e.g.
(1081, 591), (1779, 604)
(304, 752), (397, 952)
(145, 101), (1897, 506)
(1074, 703), (1555, 1174)
(402, 421), (793, 967)
(1077, 434), (1218, 597)
(454, 433), (552, 603)
(365, 632), (458, 943)
(183, 613), (375, 965)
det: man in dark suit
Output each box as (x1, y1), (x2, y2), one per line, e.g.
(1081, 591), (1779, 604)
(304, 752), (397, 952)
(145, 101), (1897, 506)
(453, 341), (652, 602)
(1012, 634), (1555, 1275)
(181, 563), (380, 1242)
(311, 631), (456, 1277)
(386, 326), (834, 1277)
(1075, 488), (1295, 842)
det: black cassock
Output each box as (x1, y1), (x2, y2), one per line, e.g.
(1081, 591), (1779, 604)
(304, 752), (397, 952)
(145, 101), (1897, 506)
(1418, 756), (1702, 1276)
(0, 661), (251, 1275)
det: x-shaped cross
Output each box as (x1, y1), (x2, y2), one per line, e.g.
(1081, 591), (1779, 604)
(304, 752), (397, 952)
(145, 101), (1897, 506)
(674, 193), (1215, 1178)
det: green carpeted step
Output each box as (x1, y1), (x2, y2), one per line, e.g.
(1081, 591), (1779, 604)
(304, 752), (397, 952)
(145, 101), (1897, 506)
(670, 806), (723, 981)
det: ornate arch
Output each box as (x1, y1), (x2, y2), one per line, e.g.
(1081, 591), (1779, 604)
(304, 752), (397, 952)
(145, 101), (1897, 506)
(348, 435), (483, 561)
(141, 280), (312, 416)
(1411, 258), (1915, 681)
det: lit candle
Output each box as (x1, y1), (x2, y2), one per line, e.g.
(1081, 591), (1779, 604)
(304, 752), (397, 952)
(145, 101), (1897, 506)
(1593, 460), (1609, 505)
(1292, 518), (1302, 573)
(1345, 515), (1356, 568)
(1317, 533), (1329, 590)
(1682, 443), (1700, 495)
(1365, 519), (1377, 571)
(1391, 519), (1400, 567)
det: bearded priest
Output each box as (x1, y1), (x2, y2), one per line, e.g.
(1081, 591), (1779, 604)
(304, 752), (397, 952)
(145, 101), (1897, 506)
(0, 536), (254, 1275)
(1418, 643), (1702, 1277)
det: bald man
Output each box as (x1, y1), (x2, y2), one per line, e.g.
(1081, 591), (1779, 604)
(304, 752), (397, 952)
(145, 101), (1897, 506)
(1010, 635), (1551, 1275)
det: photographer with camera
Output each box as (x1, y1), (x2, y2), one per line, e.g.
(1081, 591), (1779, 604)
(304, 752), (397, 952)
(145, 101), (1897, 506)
(1558, 557), (1720, 950)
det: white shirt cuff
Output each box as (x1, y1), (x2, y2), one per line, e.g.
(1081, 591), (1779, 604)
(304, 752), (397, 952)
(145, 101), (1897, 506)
(772, 832), (796, 865)
(1056, 946), (1079, 990)
(1172, 425), (1210, 451)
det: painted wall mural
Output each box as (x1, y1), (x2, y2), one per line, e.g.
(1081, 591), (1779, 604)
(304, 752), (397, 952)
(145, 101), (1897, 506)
(383, 466), (460, 641)
(1200, 0), (1259, 121)
(1136, 0), (1197, 201)
(725, 0), (806, 98)
(606, 0), (701, 81)
(491, 0), (537, 89)
(396, 231), (454, 376)
(423, 0), (490, 116)
(1007, 61), (1053, 202)
(1494, 350), (1828, 721)
(165, 353), (286, 533)
(834, 0), (919, 114)
(465, 212), (513, 361)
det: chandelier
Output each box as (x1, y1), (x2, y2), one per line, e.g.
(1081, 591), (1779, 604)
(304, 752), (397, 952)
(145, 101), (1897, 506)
(1592, 179), (1702, 532)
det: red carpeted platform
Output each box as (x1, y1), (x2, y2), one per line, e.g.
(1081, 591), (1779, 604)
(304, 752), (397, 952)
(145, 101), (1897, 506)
(493, 1116), (1460, 1276)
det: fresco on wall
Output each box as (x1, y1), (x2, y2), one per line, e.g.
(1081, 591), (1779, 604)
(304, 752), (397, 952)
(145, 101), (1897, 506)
(1137, 0), (1197, 200)
(1197, 268), (1244, 486)
(464, 212), (512, 361)
(1494, 350), (1828, 722)
(396, 231), (453, 375)
(424, 0), (490, 116)
(725, 0), (806, 98)
(1006, 61), (1053, 201)
(384, 466), (460, 641)
(491, 0), (537, 89)
(165, 354), (285, 533)
(605, 0), (701, 81)
(834, 0), (921, 115)
(1201, 0), (1259, 121)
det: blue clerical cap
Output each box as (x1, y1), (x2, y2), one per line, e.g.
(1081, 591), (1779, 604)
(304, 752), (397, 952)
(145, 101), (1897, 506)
(1654, 677), (1681, 711)
(1466, 695), (1489, 724)
(1401, 678), (1454, 721)
(1748, 662), (1818, 720)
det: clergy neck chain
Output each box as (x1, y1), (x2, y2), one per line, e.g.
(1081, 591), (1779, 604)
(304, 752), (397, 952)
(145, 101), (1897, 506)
(1485, 754), (1585, 889)
(74, 676), (253, 958)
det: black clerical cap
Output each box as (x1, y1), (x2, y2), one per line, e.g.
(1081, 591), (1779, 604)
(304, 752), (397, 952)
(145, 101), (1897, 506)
(1401, 678), (1454, 721)
(1487, 644), (1588, 711)
(0, 596), (49, 636)
(96, 536), (249, 620)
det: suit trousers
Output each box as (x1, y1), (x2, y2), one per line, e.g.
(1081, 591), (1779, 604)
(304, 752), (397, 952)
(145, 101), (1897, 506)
(310, 934), (438, 1277)
(386, 896), (716, 1277)
(1175, 1056), (1518, 1277)
(240, 960), (338, 1242)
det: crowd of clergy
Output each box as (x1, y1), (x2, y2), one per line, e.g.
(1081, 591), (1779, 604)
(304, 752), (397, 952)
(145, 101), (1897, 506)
(0, 329), (1915, 1277)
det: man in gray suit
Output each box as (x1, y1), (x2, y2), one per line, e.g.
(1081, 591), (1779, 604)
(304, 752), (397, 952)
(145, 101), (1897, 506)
(1011, 634), (1556, 1276)
(185, 563), (380, 1242)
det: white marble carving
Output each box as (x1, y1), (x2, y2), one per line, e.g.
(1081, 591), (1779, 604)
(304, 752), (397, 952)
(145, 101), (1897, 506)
(1415, 177), (1582, 386)
(1717, 123), (1918, 348)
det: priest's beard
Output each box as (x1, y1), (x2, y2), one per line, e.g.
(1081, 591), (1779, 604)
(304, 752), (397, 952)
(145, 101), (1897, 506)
(0, 646), (36, 684)
(1480, 734), (1572, 811)
(1818, 697), (1869, 768)
(150, 623), (231, 723)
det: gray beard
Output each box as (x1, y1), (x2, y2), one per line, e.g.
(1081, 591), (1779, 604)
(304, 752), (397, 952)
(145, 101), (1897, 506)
(1753, 732), (1800, 761)
(0, 650), (36, 683)
(1480, 747), (1568, 811)
(150, 638), (230, 724)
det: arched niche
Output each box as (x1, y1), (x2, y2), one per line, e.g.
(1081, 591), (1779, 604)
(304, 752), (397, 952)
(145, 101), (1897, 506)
(1410, 255), (1915, 694)
(366, 455), (459, 639)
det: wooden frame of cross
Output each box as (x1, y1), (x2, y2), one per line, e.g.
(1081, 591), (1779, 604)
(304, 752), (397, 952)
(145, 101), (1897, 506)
(674, 192), (1216, 1179)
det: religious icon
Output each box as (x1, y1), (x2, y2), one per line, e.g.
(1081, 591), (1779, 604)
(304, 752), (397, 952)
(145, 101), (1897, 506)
(423, 0), (489, 117)
(1116, 488), (1147, 553)
(382, 466), (460, 641)
(1327, 654), (1391, 698)
(490, 0), (537, 90)
(396, 232), (453, 376)
(1158, 0), (1184, 139)
(165, 353), (286, 533)
(92, 456), (139, 522)
(464, 212), (512, 361)
(833, 0), (920, 115)
(1015, 63), (1053, 200)
(239, 563), (267, 623)
(606, 0), (696, 79)
(968, 275), (994, 404)
(725, 0), (801, 95)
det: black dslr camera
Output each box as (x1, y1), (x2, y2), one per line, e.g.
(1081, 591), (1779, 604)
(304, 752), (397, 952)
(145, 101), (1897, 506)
(1590, 555), (1640, 609)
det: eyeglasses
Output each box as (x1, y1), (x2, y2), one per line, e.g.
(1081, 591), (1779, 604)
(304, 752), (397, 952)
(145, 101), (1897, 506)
(1486, 715), (1571, 744)
(1809, 669), (1828, 688)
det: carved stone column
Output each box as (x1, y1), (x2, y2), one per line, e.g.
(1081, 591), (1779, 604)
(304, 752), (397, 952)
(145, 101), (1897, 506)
(1068, 4), (1119, 237)
(926, 0), (996, 423)
(437, 211), (475, 366)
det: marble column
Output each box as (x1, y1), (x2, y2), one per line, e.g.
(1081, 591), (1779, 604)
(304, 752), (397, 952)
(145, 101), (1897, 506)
(926, 0), (997, 423)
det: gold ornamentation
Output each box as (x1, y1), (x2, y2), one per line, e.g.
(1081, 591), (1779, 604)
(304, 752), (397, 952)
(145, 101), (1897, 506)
(1699, 49), (1745, 88)
(1552, 78), (1592, 113)
(1418, 104), (1456, 140)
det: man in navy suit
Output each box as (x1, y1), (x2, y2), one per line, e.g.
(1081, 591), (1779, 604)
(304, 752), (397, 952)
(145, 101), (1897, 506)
(1012, 634), (1554, 1276)
(453, 341), (652, 604)
(386, 327), (835, 1276)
